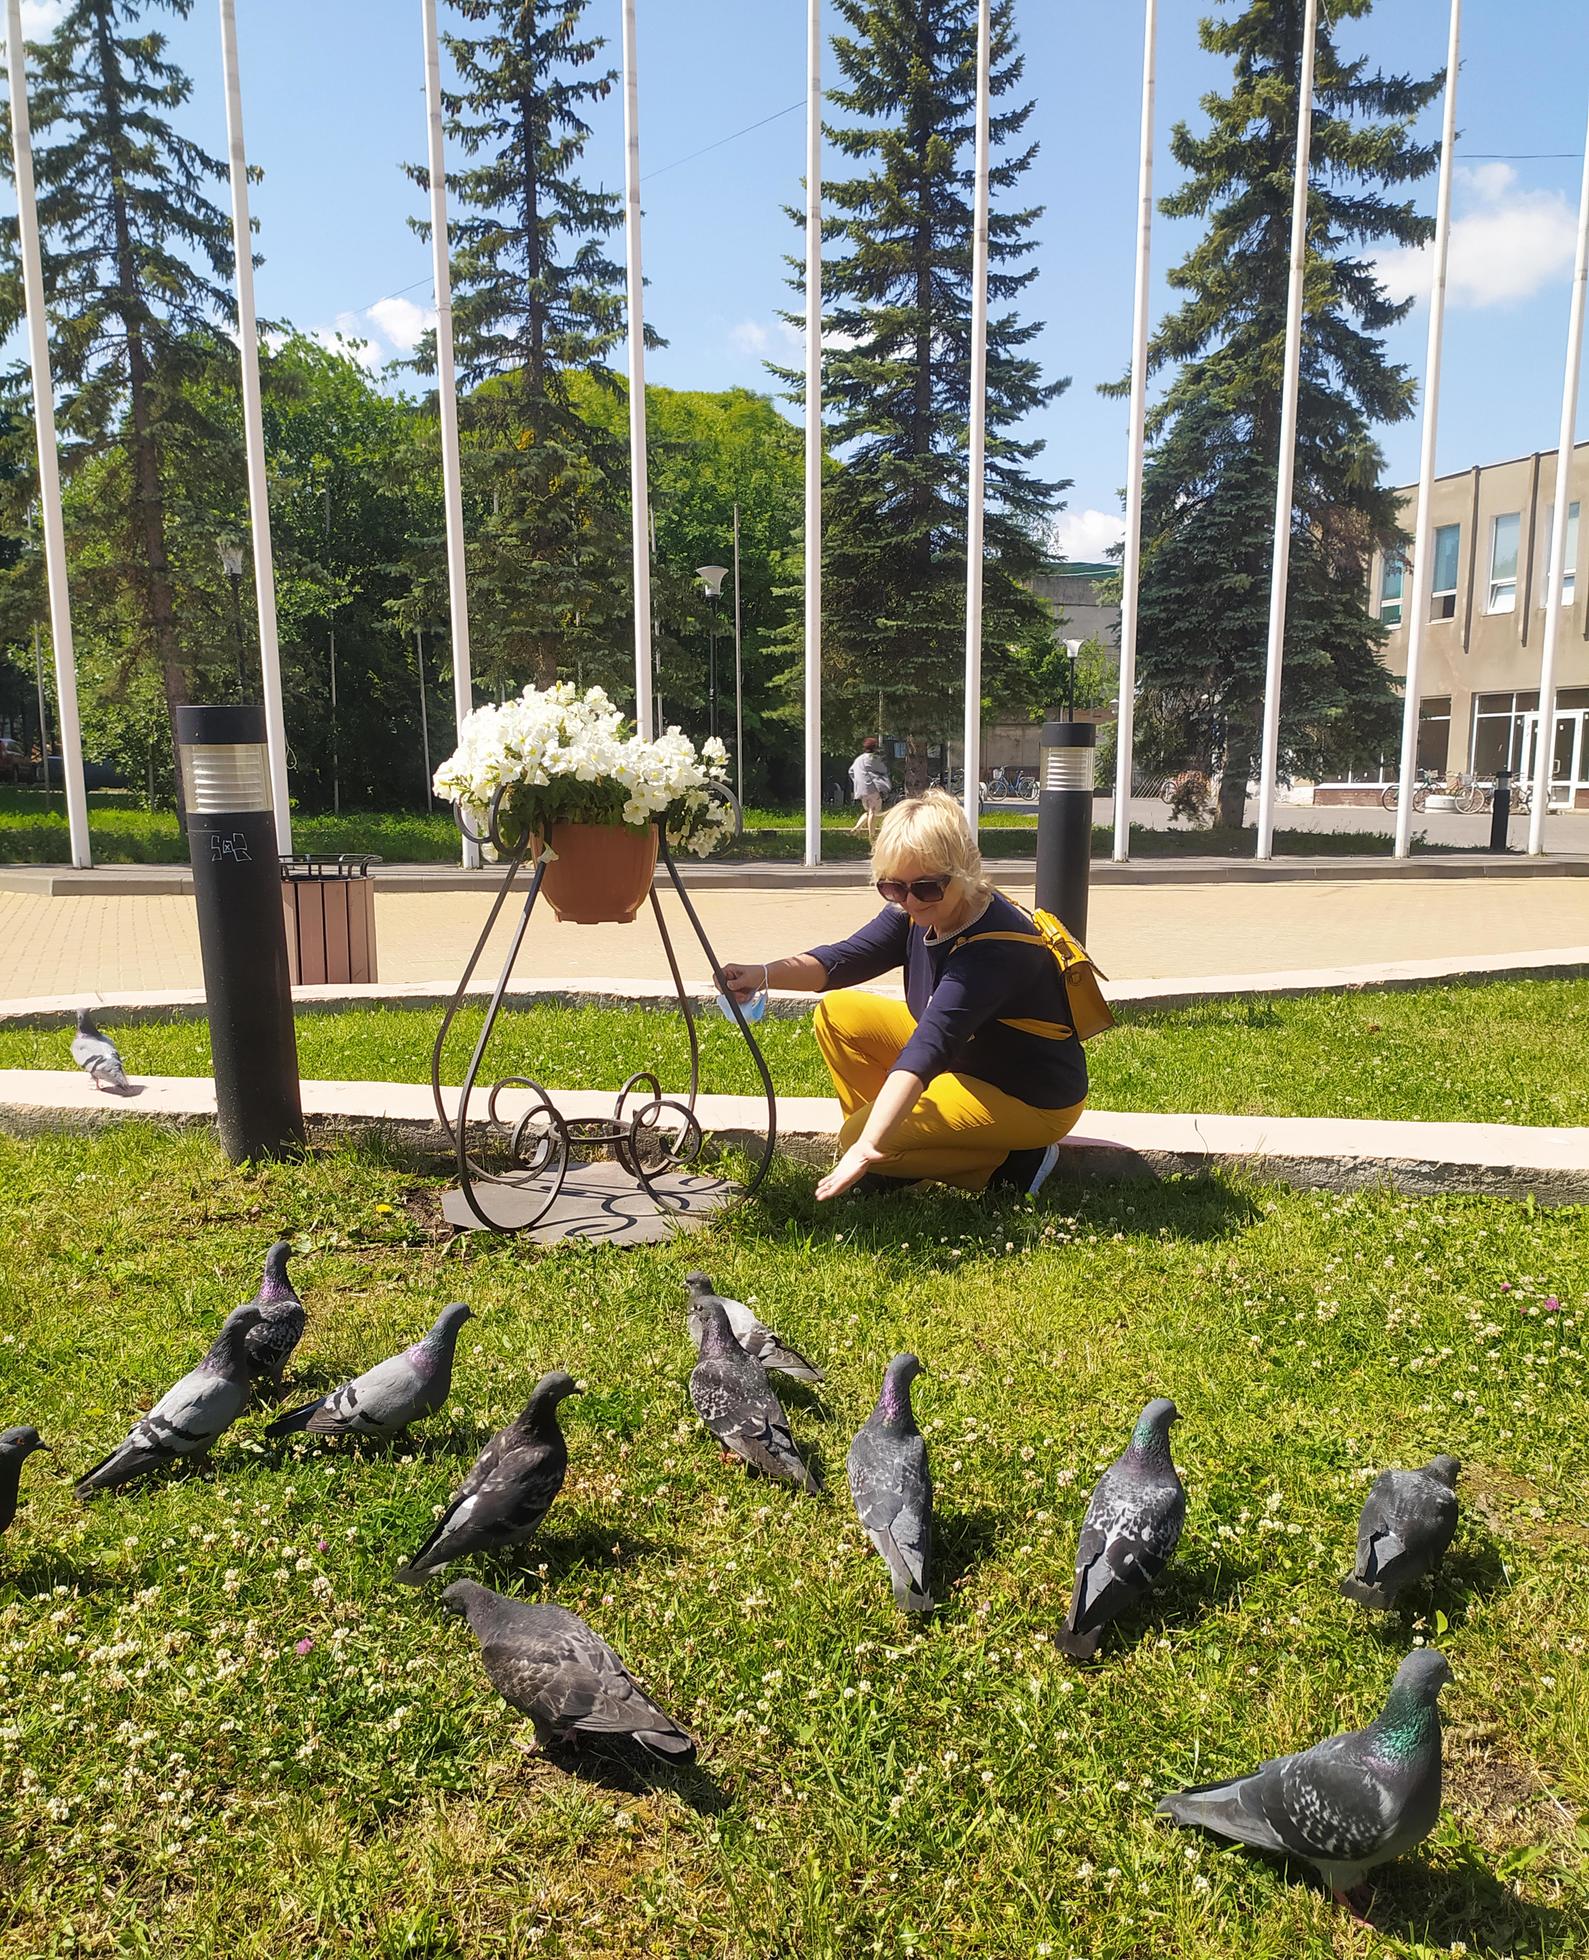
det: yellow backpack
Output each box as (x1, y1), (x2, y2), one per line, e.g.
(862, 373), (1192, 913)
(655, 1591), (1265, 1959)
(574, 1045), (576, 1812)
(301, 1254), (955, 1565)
(951, 900), (1116, 1043)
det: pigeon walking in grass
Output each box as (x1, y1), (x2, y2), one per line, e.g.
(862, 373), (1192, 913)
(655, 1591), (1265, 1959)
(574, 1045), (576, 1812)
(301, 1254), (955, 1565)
(70, 1010), (132, 1094)
(0, 1427), (49, 1536)
(442, 1579), (696, 1761)
(684, 1272), (824, 1383)
(847, 1354), (933, 1613)
(75, 1305), (264, 1497)
(241, 1240), (306, 1395)
(1056, 1397), (1185, 1661)
(1157, 1647), (1452, 1922)
(689, 1298), (820, 1493)
(1340, 1457), (1460, 1611)
(397, 1370), (581, 1583)
(264, 1302), (472, 1443)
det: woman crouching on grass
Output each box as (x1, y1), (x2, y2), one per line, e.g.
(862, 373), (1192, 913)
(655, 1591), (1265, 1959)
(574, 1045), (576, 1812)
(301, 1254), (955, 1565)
(719, 790), (1087, 1202)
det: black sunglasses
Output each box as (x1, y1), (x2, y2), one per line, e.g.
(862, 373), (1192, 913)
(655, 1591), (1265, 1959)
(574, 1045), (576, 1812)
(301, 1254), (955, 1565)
(876, 876), (950, 905)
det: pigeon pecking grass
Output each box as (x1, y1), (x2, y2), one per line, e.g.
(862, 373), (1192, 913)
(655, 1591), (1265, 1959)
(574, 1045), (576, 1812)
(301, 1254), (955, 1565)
(1340, 1456), (1460, 1611)
(1157, 1647), (1452, 1923)
(847, 1353), (933, 1613)
(0, 1427), (50, 1537)
(683, 1272), (824, 1383)
(70, 1010), (132, 1095)
(442, 1579), (696, 1762)
(75, 1305), (265, 1497)
(397, 1370), (581, 1584)
(1056, 1397), (1185, 1661)
(242, 1240), (306, 1396)
(265, 1302), (473, 1444)
(688, 1297), (820, 1494)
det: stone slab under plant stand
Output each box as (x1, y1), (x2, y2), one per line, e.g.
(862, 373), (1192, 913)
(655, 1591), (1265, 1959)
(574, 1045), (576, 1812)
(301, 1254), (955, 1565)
(439, 1157), (739, 1245)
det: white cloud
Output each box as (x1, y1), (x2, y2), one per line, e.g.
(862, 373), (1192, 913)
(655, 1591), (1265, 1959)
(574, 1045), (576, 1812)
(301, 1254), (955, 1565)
(21, 1), (67, 35)
(312, 320), (387, 375)
(366, 295), (436, 351)
(1051, 508), (1124, 564)
(729, 319), (774, 356)
(1376, 163), (1579, 310)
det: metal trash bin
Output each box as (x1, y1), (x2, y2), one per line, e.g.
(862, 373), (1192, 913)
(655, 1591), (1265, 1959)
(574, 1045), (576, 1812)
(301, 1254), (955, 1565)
(280, 854), (380, 985)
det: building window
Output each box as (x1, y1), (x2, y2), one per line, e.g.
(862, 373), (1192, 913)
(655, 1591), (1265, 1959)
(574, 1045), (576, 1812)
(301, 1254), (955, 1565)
(1540, 502), (1580, 606)
(1487, 512), (1520, 613)
(1430, 523), (1460, 620)
(1378, 551), (1405, 626)
(1417, 697), (1451, 775)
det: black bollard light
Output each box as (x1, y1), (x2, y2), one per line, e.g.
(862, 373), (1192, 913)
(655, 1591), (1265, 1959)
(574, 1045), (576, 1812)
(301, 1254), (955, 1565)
(176, 705), (304, 1161)
(1489, 767), (1512, 853)
(1035, 717), (1096, 941)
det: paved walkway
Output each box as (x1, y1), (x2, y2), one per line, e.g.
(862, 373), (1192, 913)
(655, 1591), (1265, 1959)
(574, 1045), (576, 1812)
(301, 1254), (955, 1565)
(2, 871), (1586, 1001)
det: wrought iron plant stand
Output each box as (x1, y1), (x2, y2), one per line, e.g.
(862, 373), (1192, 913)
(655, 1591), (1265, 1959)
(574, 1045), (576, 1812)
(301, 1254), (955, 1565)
(431, 790), (777, 1235)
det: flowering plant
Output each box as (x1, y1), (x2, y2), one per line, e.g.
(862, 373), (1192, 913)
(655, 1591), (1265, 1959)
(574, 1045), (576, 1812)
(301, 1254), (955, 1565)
(432, 682), (736, 859)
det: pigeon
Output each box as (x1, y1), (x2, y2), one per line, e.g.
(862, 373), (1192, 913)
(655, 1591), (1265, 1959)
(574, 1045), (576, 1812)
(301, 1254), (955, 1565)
(241, 1240), (306, 1394)
(1056, 1397), (1185, 1660)
(689, 1297), (820, 1493)
(847, 1353), (933, 1613)
(264, 1302), (473, 1442)
(70, 1009), (132, 1094)
(443, 1578), (696, 1761)
(397, 1370), (581, 1583)
(1340, 1457), (1460, 1611)
(683, 1272), (824, 1383)
(75, 1305), (265, 1497)
(1157, 1647), (1452, 1919)
(0, 1427), (49, 1536)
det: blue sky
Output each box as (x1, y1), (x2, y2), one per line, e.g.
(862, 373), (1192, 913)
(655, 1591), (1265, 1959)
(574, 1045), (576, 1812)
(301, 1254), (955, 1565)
(10, 0), (1589, 563)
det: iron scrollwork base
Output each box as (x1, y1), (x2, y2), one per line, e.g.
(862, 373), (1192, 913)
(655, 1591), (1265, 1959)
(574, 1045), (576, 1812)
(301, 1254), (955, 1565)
(430, 797), (776, 1234)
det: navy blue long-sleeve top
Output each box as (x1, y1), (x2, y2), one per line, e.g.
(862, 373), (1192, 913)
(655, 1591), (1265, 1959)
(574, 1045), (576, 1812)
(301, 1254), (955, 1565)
(807, 890), (1088, 1110)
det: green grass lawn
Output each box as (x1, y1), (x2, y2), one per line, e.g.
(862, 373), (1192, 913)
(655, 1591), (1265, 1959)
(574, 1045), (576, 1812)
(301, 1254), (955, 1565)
(0, 1123), (1584, 1957)
(4, 978), (1586, 1128)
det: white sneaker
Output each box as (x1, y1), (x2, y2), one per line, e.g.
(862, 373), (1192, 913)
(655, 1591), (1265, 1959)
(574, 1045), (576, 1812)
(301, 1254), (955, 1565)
(1027, 1142), (1062, 1196)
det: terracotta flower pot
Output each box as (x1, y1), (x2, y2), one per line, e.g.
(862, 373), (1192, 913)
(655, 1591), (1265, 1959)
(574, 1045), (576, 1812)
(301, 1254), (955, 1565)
(538, 821), (659, 925)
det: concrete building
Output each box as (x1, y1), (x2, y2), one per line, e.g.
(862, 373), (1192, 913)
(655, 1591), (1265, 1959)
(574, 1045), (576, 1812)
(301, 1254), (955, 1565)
(980, 563), (1121, 773)
(1359, 441), (1589, 808)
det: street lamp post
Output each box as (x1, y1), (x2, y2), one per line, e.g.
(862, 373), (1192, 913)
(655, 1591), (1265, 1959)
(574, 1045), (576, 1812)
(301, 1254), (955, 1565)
(696, 564), (728, 744)
(218, 535), (247, 697)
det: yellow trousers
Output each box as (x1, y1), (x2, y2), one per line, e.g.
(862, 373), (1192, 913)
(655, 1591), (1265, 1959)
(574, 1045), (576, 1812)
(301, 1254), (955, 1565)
(813, 990), (1086, 1193)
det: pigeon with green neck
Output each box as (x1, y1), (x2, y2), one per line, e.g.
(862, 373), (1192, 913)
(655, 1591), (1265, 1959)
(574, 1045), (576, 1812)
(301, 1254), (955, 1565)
(1056, 1397), (1185, 1660)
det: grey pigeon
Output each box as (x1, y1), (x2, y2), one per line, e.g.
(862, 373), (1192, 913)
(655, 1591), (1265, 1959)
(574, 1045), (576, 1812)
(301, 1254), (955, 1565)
(1056, 1397), (1185, 1660)
(242, 1240), (306, 1394)
(689, 1298), (819, 1493)
(442, 1578), (695, 1761)
(70, 1009), (131, 1094)
(0, 1427), (49, 1536)
(397, 1370), (581, 1583)
(847, 1353), (933, 1612)
(1158, 1647), (1452, 1918)
(264, 1301), (473, 1442)
(684, 1272), (824, 1383)
(1340, 1457), (1460, 1611)
(75, 1305), (265, 1497)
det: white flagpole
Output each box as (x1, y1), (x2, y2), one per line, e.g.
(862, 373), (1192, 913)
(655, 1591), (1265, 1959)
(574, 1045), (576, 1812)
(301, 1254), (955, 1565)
(1112, 0), (1157, 863)
(5, 0), (90, 867)
(219, 0), (290, 852)
(733, 500), (744, 805)
(1393, 0), (1461, 860)
(1253, 0), (1319, 860)
(421, 0), (478, 867)
(803, 0), (823, 865)
(1528, 91), (1589, 856)
(621, 0), (655, 740)
(961, 0), (991, 835)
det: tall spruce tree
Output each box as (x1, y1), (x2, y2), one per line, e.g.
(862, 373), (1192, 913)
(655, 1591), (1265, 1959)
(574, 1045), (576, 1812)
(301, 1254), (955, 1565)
(780, 0), (1066, 778)
(1126, 0), (1440, 825)
(0, 0), (239, 788)
(408, 0), (644, 695)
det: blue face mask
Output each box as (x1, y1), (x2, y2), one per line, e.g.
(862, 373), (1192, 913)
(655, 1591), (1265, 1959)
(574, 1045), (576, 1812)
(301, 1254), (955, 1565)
(716, 987), (767, 1025)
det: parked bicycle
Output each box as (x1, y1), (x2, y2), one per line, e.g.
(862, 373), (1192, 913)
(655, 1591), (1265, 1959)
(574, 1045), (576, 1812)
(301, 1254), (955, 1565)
(1379, 769), (1439, 812)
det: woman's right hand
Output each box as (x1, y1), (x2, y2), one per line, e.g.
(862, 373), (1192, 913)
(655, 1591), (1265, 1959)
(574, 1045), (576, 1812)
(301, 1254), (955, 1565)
(718, 961), (767, 1004)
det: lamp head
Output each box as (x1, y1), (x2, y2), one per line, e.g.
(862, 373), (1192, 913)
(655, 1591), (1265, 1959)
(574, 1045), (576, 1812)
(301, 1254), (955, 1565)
(696, 564), (729, 599)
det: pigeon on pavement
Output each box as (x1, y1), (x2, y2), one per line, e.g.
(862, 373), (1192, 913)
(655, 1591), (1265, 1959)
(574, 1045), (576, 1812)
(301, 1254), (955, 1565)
(684, 1272), (824, 1383)
(1340, 1457), (1460, 1610)
(1056, 1397), (1185, 1660)
(442, 1579), (696, 1761)
(397, 1370), (581, 1583)
(1157, 1647), (1452, 1919)
(75, 1305), (265, 1497)
(689, 1298), (820, 1493)
(242, 1240), (306, 1394)
(0, 1427), (49, 1536)
(264, 1302), (473, 1442)
(70, 1010), (132, 1094)
(847, 1353), (933, 1612)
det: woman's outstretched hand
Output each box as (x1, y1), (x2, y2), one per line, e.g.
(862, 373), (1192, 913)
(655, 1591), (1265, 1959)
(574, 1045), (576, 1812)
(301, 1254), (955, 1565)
(718, 962), (766, 1004)
(815, 1137), (887, 1202)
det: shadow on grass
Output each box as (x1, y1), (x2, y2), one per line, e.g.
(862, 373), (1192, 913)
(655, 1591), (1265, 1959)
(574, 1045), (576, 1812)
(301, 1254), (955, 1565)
(1340, 1534), (1513, 1647)
(936, 1503), (1003, 1592)
(1336, 1851), (1565, 1956)
(538, 1736), (732, 1815)
(531, 1523), (681, 1582)
(0, 1547), (125, 1597)
(1144, 1551), (1256, 1631)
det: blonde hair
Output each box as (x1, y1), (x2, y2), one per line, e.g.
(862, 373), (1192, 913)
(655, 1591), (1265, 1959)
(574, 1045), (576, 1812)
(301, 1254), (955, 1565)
(872, 789), (991, 901)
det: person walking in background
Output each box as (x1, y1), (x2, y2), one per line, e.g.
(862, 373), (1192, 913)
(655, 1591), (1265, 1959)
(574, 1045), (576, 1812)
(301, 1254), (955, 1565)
(850, 737), (892, 838)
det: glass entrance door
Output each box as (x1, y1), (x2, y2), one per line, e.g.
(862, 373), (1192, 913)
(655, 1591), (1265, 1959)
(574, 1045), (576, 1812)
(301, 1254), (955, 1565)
(1519, 709), (1585, 809)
